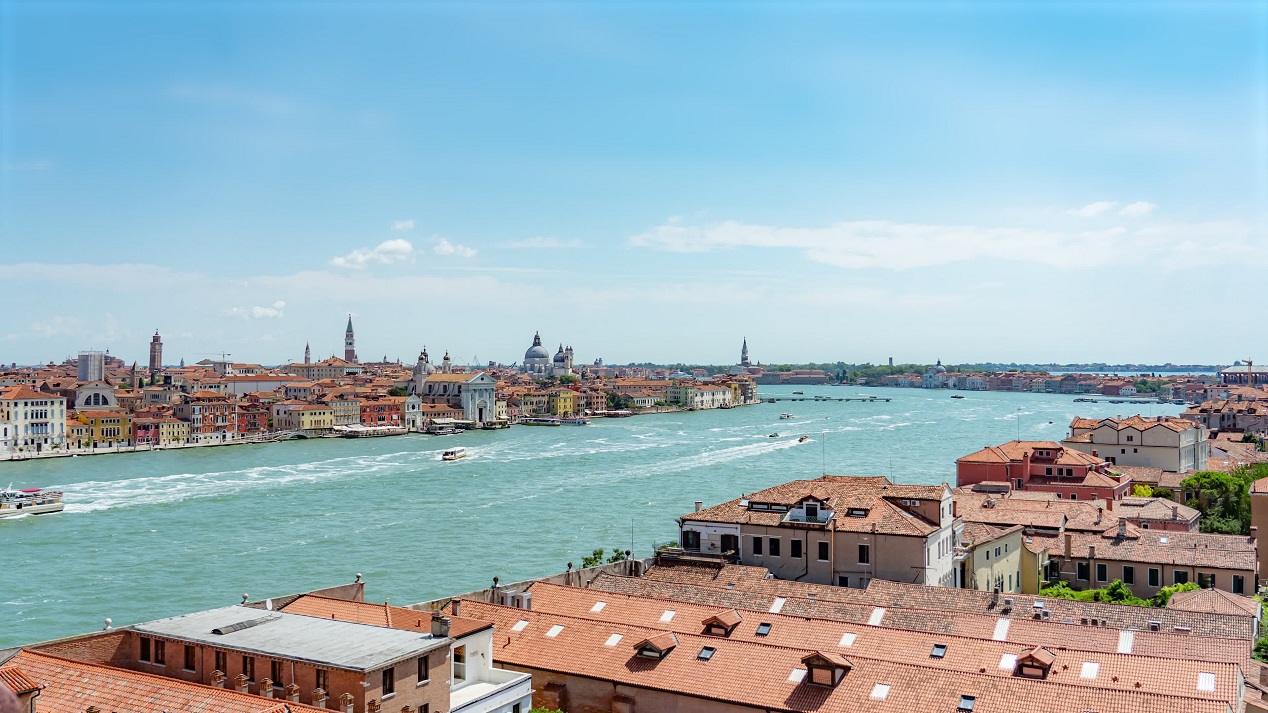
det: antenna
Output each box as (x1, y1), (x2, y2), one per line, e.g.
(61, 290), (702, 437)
(1016, 408), (1021, 441)
(821, 431), (826, 475)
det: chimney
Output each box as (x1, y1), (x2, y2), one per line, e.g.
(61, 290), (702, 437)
(235, 674), (250, 694)
(1252, 526), (1259, 542)
(1096, 506), (1103, 524)
(1172, 506), (1179, 521)
(695, 500), (703, 512)
(451, 599), (462, 618)
(368, 700), (382, 713)
(1105, 498), (1113, 512)
(1064, 533), (1072, 559)
(260, 678), (274, 697)
(1118, 520), (1127, 538)
(1089, 545), (1096, 561)
(286, 684), (301, 702)
(431, 611), (452, 638)
(340, 693), (355, 713)
(211, 670), (226, 688)
(313, 688), (329, 708)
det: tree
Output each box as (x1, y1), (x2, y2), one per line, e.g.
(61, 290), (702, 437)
(387, 386), (408, 397)
(1152, 581), (1200, 607)
(1182, 470), (1254, 535)
(581, 548), (606, 568)
(558, 374), (578, 385)
(1130, 484), (1154, 497)
(606, 548), (629, 564)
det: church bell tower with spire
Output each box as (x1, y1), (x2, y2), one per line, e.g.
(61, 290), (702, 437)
(344, 315), (358, 363)
(740, 337), (751, 368)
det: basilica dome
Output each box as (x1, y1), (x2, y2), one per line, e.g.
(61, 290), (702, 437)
(525, 332), (550, 361)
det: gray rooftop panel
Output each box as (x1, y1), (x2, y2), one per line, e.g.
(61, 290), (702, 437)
(132, 605), (447, 671)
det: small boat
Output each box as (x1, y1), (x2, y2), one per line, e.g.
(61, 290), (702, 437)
(521, 417), (562, 426)
(798, 435), (809, 443)
(441, 447), (467, 461)
(427, 426), (458, 436)
(950, 395), (965, 399)
(0, 485), (64, 518)
(780, 413), (795, 419)
(792, 390), (804, 395)
(768, 433), (780, 438)
(559, 417), (590, 426)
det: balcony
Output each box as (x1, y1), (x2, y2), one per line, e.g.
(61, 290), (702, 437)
(781, 509), (834, 528)
(450, 667), (532, 713)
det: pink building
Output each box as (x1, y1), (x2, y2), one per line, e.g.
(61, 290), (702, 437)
(956, 440), (1130, 501)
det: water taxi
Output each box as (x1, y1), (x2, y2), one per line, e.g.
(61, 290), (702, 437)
(441, 447), (467, 461)
(780, 413), (795, 419)
(521, 417), (562, 426)
(0, 485), (64, 518)
(798, 435), (810, 443)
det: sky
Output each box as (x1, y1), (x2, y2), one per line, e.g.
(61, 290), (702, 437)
(1, 2), (1265, 367)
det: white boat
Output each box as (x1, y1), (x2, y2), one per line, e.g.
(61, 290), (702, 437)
(0, 485), (64, 518)
(780, 413), (795, 419)
(559, 417), (590, 426)
(792, 390), (804, 395)
(441, 447), (467, 461)
(521, 417), (562, 426)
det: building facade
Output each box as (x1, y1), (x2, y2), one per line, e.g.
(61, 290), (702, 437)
(1064, 416), (1208, 472)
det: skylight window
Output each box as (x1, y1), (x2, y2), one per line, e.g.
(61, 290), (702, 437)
(991, 619), (1010, 641)
(659, 610), (676, 623)
(930, 644), (948, 659)
(1198, 672), (1216, 692)
(510, 620), (529, 632)
(1159, 536), (1169, 544)
(957, 695), (976, 712)
(839, 632), (857, 647)
(604, 634), (623, 647)
(998, 653), (1017, 670)
(756, 623), (772, 637)
(769, 597), (787, 614)
(867, 607), (886, 626)
(545, 625), (564, 638)
(788, 668), (806, 683)
(1080, 662), (1099, 680)
(697, 646), (716, 661)
(1116, 631), (1134, 654)
(590, 602), (606, 613)
(870, 683), (891, 701)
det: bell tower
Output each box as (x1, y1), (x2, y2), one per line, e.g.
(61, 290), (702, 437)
(344, 315), (358, 363)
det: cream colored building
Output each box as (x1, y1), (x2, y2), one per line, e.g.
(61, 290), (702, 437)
(1064, 415), (1207, 472)
(957, 523), (1024, 593)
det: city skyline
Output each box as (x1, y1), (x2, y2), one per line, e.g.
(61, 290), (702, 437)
(3, 2), (1265, 364)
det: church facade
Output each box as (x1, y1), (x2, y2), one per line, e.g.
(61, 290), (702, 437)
(521, 332), (574, 377)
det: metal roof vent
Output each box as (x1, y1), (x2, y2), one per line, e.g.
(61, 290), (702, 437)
(211, 614), (281, 635)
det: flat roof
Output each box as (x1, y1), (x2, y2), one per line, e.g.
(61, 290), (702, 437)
(131, 605), (447, 671)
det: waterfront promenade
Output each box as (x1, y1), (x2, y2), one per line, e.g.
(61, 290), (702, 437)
(0, 385), (1185, 647)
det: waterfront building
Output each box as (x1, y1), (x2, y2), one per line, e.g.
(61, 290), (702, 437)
(72, 379), (120, 411)
(329, 395), (362, 427)
(956, 441), (1128, 501)
(236, 402), (271, 435)
(286, 357), (364, 381)
(679, 475), (959, 588)
(412, 371), (499, 424)
(520, 332), (574, 377)
(1221, 363), (1268, 386)
(344, 314), (358, 363)
(0, 385), (66, 453)
(74, 411), (132, 449)
(1184, 399), (1268, 434)
(1064, 415), (1208, 472)
(77, 350), (105, 382)
(359, 395), (405, 427)
(172, 390), (238, 443)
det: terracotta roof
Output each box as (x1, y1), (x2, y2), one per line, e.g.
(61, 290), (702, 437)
(1115, 497), (1199, 523)
(957, 441), (1105, 467)
(2, 650), (327, 713)
(1035, 529), (1257, 571)
(955, 492), (1117, 533)
(0, 666), (41, 694)
(0, 385), (61, 401)
(959, 522), (1023, 546)
(280, 593), (491, 639)
(1166, 588), (1262, 617)
(1252, 477), (1268, 495)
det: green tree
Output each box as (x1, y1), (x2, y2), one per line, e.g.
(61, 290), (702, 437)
(387, 386), (408, 397)
(1152, 581), (1200, 607)
(1181, 470), (1254, 534)
(606, 548), (629, 564)
(1130, 483), (1154, 497)
(1254, 637), (1268, 663)
(558, 374), (578, 385)
(581, 548), (605, 568)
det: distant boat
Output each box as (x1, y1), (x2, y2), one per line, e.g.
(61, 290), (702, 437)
(780, 413), (795, 419)
(768, 433), (780, 438)
(559, 417), (590, 426)
(951, 395), (965, 399)
(0, 485), (64, 518)
(792, 390), (804, 395)
(798, 435), (809, 443)
(441, 447), (467, 461)
(521, 417), (562, 426)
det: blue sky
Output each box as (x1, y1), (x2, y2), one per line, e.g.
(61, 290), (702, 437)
(2, 2), (1264, 367)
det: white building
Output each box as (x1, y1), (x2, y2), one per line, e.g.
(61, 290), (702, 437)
(1063, 415), (1208, 472)
(413, 372), (499, 424)
(0, 385), (66, 453)
(520, 332), (574, 377)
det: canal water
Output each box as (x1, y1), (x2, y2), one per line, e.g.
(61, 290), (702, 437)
(0, 385), (1183, 647)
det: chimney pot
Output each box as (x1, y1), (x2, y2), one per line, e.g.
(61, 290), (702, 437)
(1089, 544), (1096, 561)
(1064, 533), (1072, 559)
(260, 678), (274, 697)
(431, 611), (452, 638)
(452, 599), (462, 618)
(695, 500), (703, 512)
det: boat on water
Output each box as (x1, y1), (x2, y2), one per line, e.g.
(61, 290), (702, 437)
(780, 413), (795, 419)
(951, 395), (965, 399)
(427, 426), (459, 436)
(559, 417), (590, 426)
(521, 417), (562, 426)
(334, 424), (407, 438)
(441, 447), (467, 461)
(0, 485), (64, 518)
(768, 432), (780, 438)
(798, 435), (809, 443)
(792, 390), (805, 395)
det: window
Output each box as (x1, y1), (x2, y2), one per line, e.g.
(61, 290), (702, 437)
(382, 666), (395, 696)
(1077, 562), (1089, 581)
(1148, 568), (1160, 587)
(316, 669), (327, 692)
(751, 537), (763, 556)
(791, 540), (802, 558)
(153, 640), (165, 665)
(697, 646), (716, 660)
(958, 695), (976, 712)
(838, 575), (849, 587)
(1199, 573), (1215, 588)
(756, 623), (772, 636)
(1122, 566), (1135, 585)
(817, 541), (829, 561)
(270, 660), (282, 686)
(930, 644), (948, 659)
(453, 645), (466, 681)
(858, 544), (870, 565)
(1096, 563), (1107, 582)
(243, 656), (255, 681)
(769, 538), (781, 557)
(1234, 575), (1245, 594)
(1174, 570), (1188, 585)
(995, 547), (1001, 557)
(214, 651), (227, 674)
(1045, 467), (1053, 475)
(139, 637), (151, 662)
(418, 654), (430, 683)
(184, 645), (196, 671)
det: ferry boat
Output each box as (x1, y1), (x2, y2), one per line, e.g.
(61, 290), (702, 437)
(521, 418), (562, 426)
(441, 447), (467, 461)
(0, 485), (64, 518)
(780, 413), (795, 419)
(559, 417), (590, 426)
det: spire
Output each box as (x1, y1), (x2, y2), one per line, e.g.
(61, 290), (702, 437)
(533, 331), (542, 347)
(346, 314), (354, 334)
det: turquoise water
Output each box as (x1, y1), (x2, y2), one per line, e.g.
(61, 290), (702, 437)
(0, 385), (1183, 647)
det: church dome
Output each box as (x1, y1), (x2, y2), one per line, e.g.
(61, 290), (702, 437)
(525, 331), (550, 360)
(554, 345), (568, 363)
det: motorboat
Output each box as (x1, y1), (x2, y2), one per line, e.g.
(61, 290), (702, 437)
(950, 395), (965, 399)
(780, 413), (795, 419)
(441, 447), (467, 461)
(521, 418), (562, 426)
(798, 435), (809, 443)
(0, 485), (64, 518)
(792, 390), (804, 395)
(768, 433), (780, 438)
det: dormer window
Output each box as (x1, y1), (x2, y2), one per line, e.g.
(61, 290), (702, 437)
(702, 609), (743, 637)
(800, 652), (852, 687)
(1014, 647), (1056, 679)
(930, 644), (948, 659)
(847, 508), (868, 518)
(634, 632), (678, 659)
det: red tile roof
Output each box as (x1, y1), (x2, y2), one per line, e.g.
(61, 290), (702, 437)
(280, 593), (491, 639)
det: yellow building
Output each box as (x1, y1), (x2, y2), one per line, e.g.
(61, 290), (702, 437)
(160, 418), (189, 446)
(75, 411), (132, 448)
(295, 404), (334, 434)
(520, 392), (550, 417)
(66, 419), (92, 450)
(548, 388), (578, 416)
(958, 522), (1025, 593)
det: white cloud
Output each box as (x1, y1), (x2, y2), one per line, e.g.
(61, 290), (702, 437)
(392, 219), (415, 231)
(1067, 201), (1119, 217)
(629, 218), (1253, 271)
(1119, 201), (1156, 217)
(434, 239), (477, 258)
(502, 237), (585, 249)
(330, 239), (415, 269)
(251, 301), (286, 319)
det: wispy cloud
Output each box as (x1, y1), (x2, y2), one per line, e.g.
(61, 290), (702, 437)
(1119, 201), (1156, 217)
(501, 237), (585, 249)
(434, 239), (477, 257)
(251, 301), (286, 319)
(1067, 201), (1118, 217)
(629, 217), (1253, 271)
(392, 219), (415, 231)
(331, 239), (415, 269)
